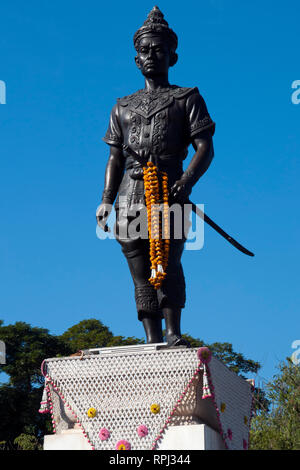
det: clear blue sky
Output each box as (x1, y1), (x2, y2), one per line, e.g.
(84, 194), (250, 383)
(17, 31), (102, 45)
(0, 0), (299, 385)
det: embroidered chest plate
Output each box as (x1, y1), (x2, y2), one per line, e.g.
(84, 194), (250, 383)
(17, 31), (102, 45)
(118, 86), (194, 120)
(119, 86), (194, 154)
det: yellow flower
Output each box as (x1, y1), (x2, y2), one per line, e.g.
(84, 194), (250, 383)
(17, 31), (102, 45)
(150, 403), (160, 414)
(220, 403), (226, 413)
(87, 407), (97, 418)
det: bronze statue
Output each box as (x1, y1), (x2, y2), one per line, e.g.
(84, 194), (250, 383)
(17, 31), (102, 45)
(96, 6), (215, 347)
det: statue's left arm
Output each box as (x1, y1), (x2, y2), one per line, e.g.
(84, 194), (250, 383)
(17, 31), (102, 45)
(170, 89), (215, 201)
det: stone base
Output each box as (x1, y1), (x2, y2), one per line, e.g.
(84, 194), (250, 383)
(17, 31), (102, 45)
(41, 343), (252, 450)
(44, 424), (225, 451)
(44, 429), (91, 451)
(157, 424), (226, 450)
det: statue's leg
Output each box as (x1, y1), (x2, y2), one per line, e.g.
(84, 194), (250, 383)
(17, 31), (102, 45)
(158, 239), (186, 312)
(162, 304), (190, 347)
(124, 244), (164, 343)
(115, 209), (163, 343)
(141, 317), (163, 344)
(162, 304), (181, 339)
(159, 241), (190, 348)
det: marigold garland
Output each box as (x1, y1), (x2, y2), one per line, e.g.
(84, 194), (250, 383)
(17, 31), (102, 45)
(143, 162), (170, 290)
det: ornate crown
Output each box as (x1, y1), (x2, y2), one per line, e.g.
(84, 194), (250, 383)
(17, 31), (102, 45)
(133, 6), (178, 51)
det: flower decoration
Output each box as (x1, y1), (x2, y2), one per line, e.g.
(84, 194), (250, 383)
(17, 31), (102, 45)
(150, 403), (160, 414)
(197, 347), (212, 364)
(87, 407), (97, 418)
(143, 163), (170, 290)
(243, 439), (248, 450)
(220, 402), (226, 413)
(137, 424), (148, 437)
(227, 428), (233, 441)
(99, 428), (110, 441)
(244, 416), (248, 425)
(116, 440), (131, 450)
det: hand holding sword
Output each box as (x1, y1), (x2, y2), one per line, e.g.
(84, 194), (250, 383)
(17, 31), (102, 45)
(120, 145), (255, 257)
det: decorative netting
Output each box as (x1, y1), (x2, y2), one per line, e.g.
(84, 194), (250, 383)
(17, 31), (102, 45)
(40, 346), (253, 450)
(204, 354), (254, 450)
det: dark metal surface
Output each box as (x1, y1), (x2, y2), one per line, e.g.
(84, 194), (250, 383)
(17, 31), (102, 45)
(96, 7), (253, 345)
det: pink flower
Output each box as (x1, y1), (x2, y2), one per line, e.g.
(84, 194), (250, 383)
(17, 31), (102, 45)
(197, 347), (212, 364)
(116, 440), (131, 450)
(243, 439), (248, 450)
(227, 428), (233, 440)
(99, 428), (110, 441)
(137, 425), (148, 437)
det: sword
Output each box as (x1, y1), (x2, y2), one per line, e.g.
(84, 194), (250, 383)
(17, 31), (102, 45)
(112, 145), (254, 257)
(187, 202), (254, 257)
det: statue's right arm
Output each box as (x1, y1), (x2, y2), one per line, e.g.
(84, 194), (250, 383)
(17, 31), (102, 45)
(96, 145), (124, 230)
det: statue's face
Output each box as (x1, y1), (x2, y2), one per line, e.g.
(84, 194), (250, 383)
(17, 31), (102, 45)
(135, 34), (173, 77)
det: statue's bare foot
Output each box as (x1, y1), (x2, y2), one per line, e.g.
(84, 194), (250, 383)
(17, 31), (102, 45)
(166, 334), (191, 348)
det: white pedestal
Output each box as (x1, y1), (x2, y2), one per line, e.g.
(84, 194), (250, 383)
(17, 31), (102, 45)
(44, 424), (225, 451)
(41, 344), (252, 451)
(158, 424), (225, 450)
(44, 430), (91, 450)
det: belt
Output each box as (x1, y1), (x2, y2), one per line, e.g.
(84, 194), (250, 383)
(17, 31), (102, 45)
(124, 149), (187, 172)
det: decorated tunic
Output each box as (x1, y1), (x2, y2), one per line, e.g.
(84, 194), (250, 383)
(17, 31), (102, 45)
(103, 85), (215, 210)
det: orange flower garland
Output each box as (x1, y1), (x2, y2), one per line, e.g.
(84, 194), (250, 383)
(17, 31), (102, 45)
(143, 162), (170, 290)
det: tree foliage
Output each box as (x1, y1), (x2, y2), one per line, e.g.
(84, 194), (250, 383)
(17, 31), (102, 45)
(60, 319), (143, 352)
(182, 334), (260, 376)
(0, 320), (69, 389)
(14, 428), (42, 450)
(250, 359), (300, 450)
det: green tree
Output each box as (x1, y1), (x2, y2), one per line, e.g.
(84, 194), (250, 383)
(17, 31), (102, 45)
(182, 334), (260, 376)
(59, 318), (143, 352)
(250, 358), (300, 450)
(14, 426), (42, 450)
(0, 321), (68, 447)
(0, 320), (70, 390)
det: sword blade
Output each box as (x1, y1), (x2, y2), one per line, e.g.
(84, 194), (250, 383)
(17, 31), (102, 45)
(189, 201), (254, 257)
